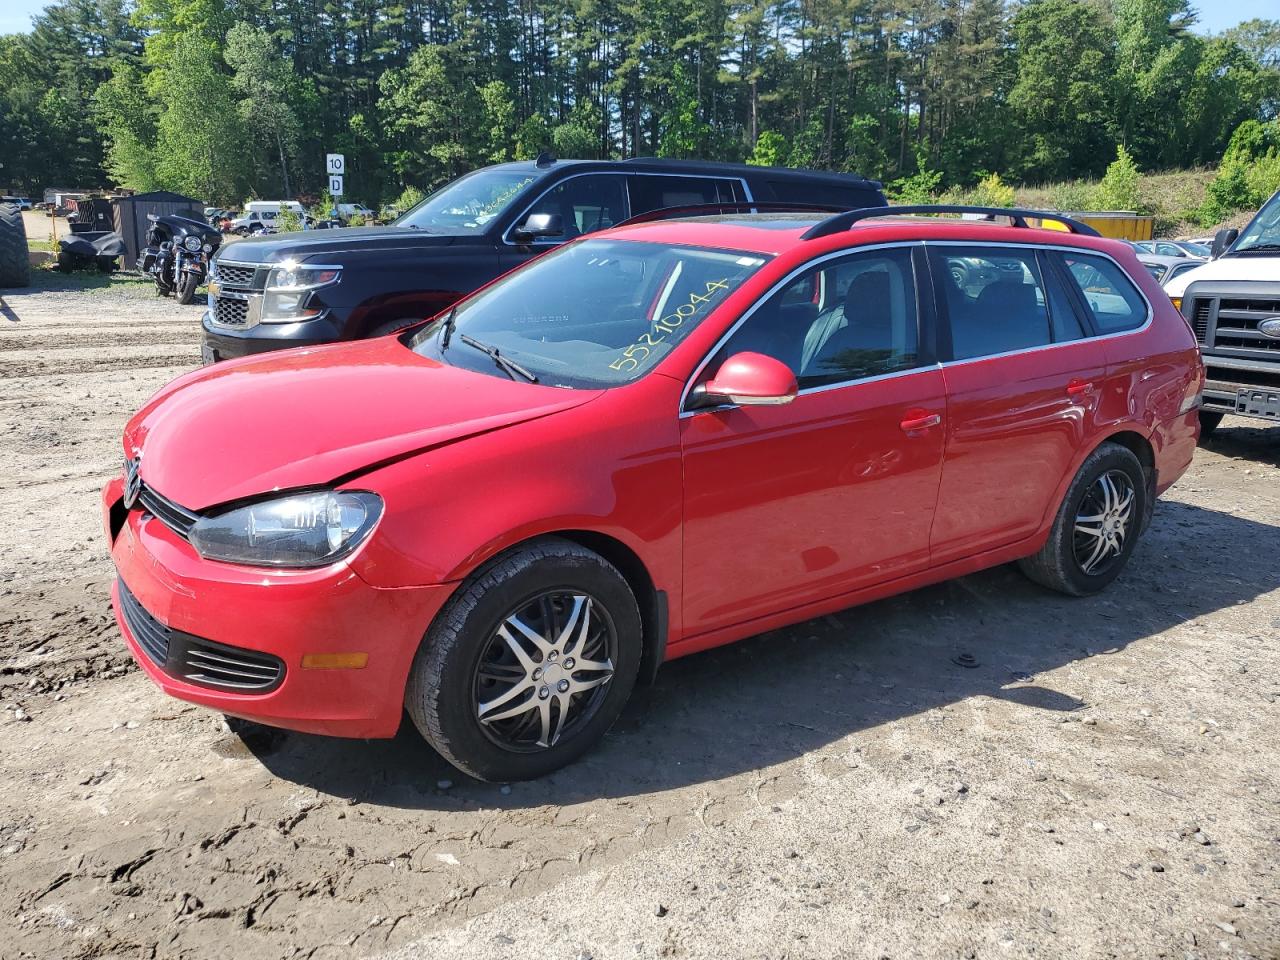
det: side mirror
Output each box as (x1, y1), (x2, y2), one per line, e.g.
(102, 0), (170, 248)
(688, 352), (798, 410)
(1211, 227), (1237, 259)
(512, 212), (563, 244)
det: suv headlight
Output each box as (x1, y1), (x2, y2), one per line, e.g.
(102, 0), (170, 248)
(260, 262), (341, 322)
(188, 491), (382, 567)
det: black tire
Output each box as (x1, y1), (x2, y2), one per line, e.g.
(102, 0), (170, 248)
(176, 271), (199, 305)
(0, 203), (29, 288)
(1198, 411), (1223, 440)
(1017, 442), (1148, 597)
(367, 318), (418, 338)
(406, 537), (642, 781)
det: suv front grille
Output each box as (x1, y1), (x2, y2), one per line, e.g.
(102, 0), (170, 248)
(117, 580), (285, 693)
(213, 262), (261, 288)
(1191, 299), (1211, 343)
(212, 296), (250, 327)
(1213, 297), (1280, 353)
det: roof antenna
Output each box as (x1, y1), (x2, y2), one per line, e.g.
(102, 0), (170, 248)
(535, 151), (557, 168)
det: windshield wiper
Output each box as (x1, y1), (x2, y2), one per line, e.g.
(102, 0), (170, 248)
(439, 305), (457, 348)
(458, 333), (539, 383)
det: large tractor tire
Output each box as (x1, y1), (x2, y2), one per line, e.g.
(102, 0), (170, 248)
(0, 203), (30, 288)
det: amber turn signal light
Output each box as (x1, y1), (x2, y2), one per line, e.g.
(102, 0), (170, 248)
(301, 652), (369, 670)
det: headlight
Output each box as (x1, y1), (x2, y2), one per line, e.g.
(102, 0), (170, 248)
(266, 262), (340, 291)
(202, 243), (213, 253)
(260, 262), (341, 322)
(183, 235), (202, 251)
(188, 491), (382, 567)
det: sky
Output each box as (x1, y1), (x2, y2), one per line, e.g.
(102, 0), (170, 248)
(0, 0), (1274, 39)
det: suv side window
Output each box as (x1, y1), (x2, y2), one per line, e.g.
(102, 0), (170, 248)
(1058, 252), (1148, 333)
(710, 247), (920, 390)
(935, 246), (1061, 360)
(629, 176), (743, 213)
(766, 180), (878, 209)
(518, 174), (629, 242)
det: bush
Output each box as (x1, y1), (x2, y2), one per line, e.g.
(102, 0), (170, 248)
(1047, 180), (1098, 211)
(972, 172), (1016, 208)
(748, 131), (787, 167)
(275, 205), (303, 232)
(890, 149), (943, 204)
(1094, 145), (1144, 212)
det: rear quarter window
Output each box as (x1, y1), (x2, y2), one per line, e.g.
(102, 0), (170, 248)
(1060, 253), (1148, 333)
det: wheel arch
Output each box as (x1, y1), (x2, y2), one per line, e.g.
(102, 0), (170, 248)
(453, 528), (667, 687)
(1096, 429), (1156, 531)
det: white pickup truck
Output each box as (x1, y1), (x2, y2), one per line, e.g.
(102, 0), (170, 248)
(1165, 188), (1280, 435)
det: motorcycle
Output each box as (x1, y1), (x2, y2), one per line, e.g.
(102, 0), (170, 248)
(137, 213), (223, 305)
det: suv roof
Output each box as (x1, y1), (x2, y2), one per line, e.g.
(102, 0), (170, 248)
(487, 156), (883, 189)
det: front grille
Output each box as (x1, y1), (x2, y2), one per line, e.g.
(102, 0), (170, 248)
(180, 637), (285, 691)
(116, 580), (285, 693)
(119, 580), (169, 666)
(137, 483), (200, 541)
(1190, 299), (1211, 343)
(213, 262), (259, 287)
(212, 296), (250, 327)
(1213, 297), (1280, 353)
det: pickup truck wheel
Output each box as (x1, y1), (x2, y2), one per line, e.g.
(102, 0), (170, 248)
(1017, 442), (1147, 597)
(405, 538), (642, 781)
(1198, 411), (1223, 439)
(0, 203), (31, 288)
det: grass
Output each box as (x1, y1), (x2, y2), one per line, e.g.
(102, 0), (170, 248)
(1011, 167), (1224, 237)
(30, 265), (162, 299)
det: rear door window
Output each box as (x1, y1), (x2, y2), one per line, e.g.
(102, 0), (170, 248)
(933, 247), (1052, 360)
(628, 176), (743, 213)
(766, 180), (880, 209)
(1058, 252), (1148, 333)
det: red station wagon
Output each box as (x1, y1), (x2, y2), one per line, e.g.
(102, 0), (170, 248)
(102, 205), (1204, 781)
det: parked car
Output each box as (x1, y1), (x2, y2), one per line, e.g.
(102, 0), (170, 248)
(1, 196), (33, 211)
(1137, 253), (1202, 286)
(200, 156), (887, 363)
(105, 204), (1202, 780)
(1132, 239), (1209, 259)
(1164, 187), (1280, 435)
(335, 202), (375, 221)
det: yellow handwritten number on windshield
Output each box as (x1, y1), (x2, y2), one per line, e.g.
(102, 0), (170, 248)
(609, 279), (731, 372)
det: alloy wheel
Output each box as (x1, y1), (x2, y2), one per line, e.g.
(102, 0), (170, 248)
(1073, 469), (1136, 576)
(474, 591), (616, 752)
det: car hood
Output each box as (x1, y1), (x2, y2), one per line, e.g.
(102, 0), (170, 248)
(124, 338), (600, 510)
(218, 227), (474, 263)
(1162, 253), (1280, 296)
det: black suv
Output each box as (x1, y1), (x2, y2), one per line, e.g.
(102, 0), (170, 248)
(201, 156), (885, 362)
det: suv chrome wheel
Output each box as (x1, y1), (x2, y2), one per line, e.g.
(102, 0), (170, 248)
(1073, 469), (1135, 576)
(475, 591), (616, 752)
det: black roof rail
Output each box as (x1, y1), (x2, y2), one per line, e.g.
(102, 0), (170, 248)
(800, 205), (1102, 240)
(614, 201), (858, 229)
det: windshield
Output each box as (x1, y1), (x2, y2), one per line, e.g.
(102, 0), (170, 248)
(408, 238), (769, 388)
(393, 168), (537, 234)
(1234, 190), (1280, 254)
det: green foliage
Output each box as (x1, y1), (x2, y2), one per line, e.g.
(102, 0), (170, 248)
(152, 33), (249, 204)
(1095, 145), (1145, 212)
(889, 150), (943, 204)
(1200, 118), (1280, 225)
(514, 114), (551, 161)
(972, 172), (1016, 208)
(274, 205), (303, 232)
(1047, 180), (1099, 211)
(1, 0), (1278, 206)
(747, 131), (786, 167)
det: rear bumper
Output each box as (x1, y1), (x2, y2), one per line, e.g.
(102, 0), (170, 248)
(102, 477), (453, 738)
(1152, 409), (1199, 496)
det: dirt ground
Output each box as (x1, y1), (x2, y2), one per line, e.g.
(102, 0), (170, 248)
(1, 273), (1277, 960)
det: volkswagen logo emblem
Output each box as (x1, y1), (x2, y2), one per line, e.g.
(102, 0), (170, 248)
(1259, 317), (1280, 339)
(122, 456), (142, 509)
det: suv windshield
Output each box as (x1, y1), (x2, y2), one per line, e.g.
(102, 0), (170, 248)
(408, 238), (769, 388)
(393, 168), (537, 234)
(1233, 190), (1280, 254)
